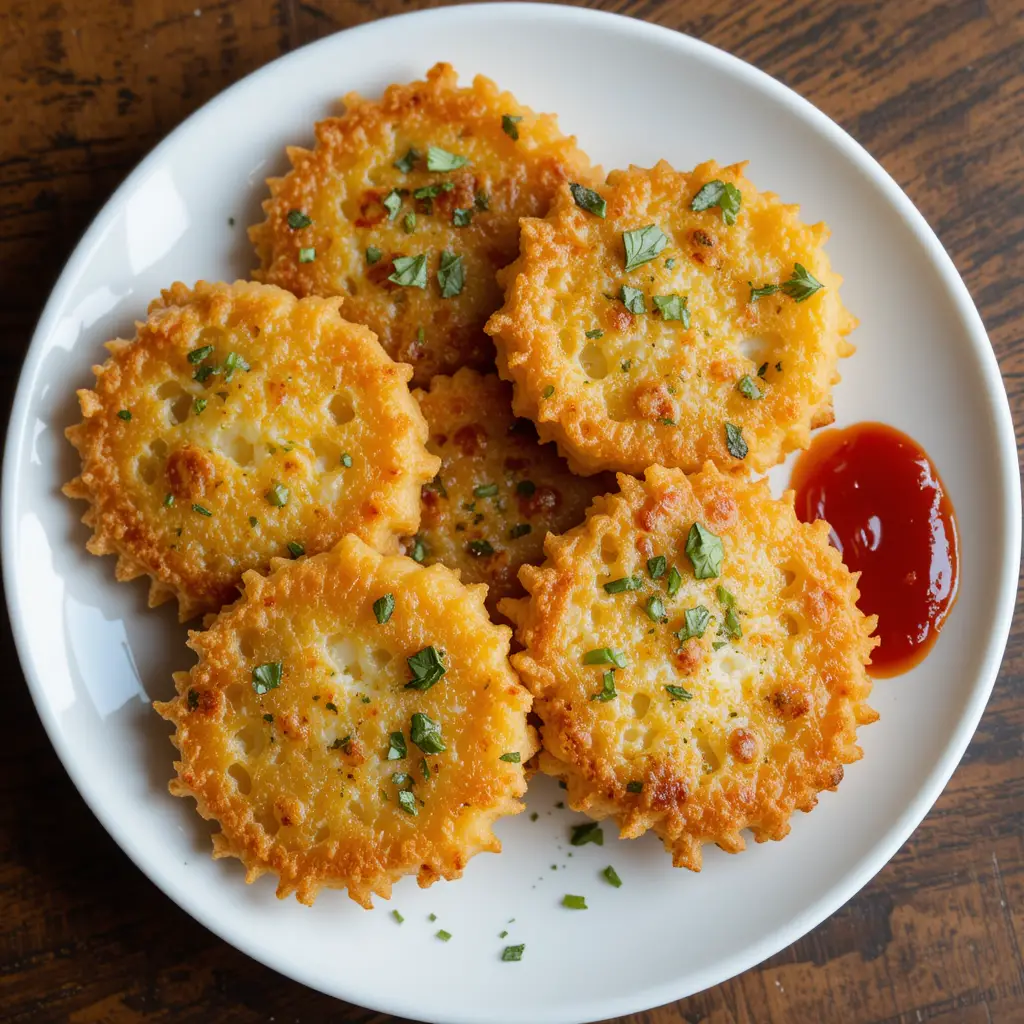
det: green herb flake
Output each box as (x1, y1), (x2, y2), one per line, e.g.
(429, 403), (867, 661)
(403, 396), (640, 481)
(749, 282), (779, 302)
(652, 294), (690, 327)
(499, 751), (522, 763)
(324, 701), (338, 713)
(467, 539), (495, 557)
(474, 483), (499, 498)
(666, 565), (682, 596)
(647, 555), (667, 580)
(389, 253), (428, 289)
(163, 494), (175, 508)
(392, 909), (405, 924)
(722, 607), (743, 639)
(665, 257), (676, 269)
(263, 713), (274, 723)
(188, 345), (214, 364)
(117, 409), (132, 421)
(623, 224), (668, 272)
(644, 594), (667, 623)
(602, 865), (623, 888)
(394, 147), (419, 173)
(716, 585), (736, 608)
(666, 684), (694, 702)
(562, 894), (588, 910)
(409, 534), (428, 563)
(501, 114), (523, 140)
(426, 146), (468, 172)
(585, 328), (604, 339)
(725, 422), (748, 460)
(265, 482), (289, 507)
(340, 453), (353, 468)
(475, 190), (489, 211)
(570, 821), (604, 847)
(366, 245), (383, 265)
(509, 523), (531, 539)
(690, 179), (743, 225)
(421, 756), (430, 780)
(221, 351), (250, 382)
(406, 646), (446, 691)
(591, 670), (617, 702)
(582, 647), (628, 669)
(410, 712), (446, 754)
(192, 398), (207, 416)
(382, 190), (403, 221)
(452, 207), (473, 227)
(191, 504), (212, 517)
(386, 731), (407, 760)
(413, 182), (455, 201)
(621, 359), (632, 372)
(685, 522), (724, 579)
(436, 929), (452, 942)
(676, 605), (711, 642)
(542, 385), (555, 399)
(603, 575), (643, 594)
(287, 209), (312, 229)
(186, 689), (199, 711)
(758, 362), (769, 378)
(626, 780), (643, 794)
(248, 516), (258, 528)
(437, 250), (465, 298)
(569, 182), (607, 218)
(619, 284), (646, 314)
(403, 211), (416, 234)
(287, 541), (305, 558)
(252, 661), (283, 695)
(397, 789), (418, 816)
(502, 944), (525, 961)
(736, 375), (763, 400)
(298, 247), (316, 264)
(373, 593), (395, 625)
(781, 262), (825, 302)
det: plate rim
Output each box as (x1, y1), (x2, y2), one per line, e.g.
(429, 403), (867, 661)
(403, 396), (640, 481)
(4, 5), (1020, 1022)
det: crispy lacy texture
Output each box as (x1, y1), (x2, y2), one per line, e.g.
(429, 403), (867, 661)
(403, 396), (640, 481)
(155, 535), (537, 907)
(406, 369), (614, 616)
(64, 281), (438, 621)
(487, 160), (856, 475)
(501, 464), (878, 869)
(249, 62), (597, 385)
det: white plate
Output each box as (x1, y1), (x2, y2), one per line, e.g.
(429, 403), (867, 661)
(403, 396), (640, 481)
(4, 5), (1019, 1023)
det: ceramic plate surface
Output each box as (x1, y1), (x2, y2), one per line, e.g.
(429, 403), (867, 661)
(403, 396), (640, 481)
(4, 6), (1019, 1023)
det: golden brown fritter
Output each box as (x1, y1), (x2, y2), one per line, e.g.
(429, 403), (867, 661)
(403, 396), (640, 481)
(155, 534), (537, 908)
(249, 62), (597, 385)
(501, 464), (877, 869)
(64, 281), (438, 620)
(487, 160), (855, 475)
(406, 369), (614, 615)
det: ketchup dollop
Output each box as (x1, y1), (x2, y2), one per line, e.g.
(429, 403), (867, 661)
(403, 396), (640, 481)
(790, 422), (959, 677)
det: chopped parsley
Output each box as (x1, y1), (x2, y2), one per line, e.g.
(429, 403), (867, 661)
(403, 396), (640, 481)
(690, 179), (743, 225)
(749, 282), (779, 302)
(437, 250), (465, 298)
(665, 684), (694, 702)
(265, 482), (289, 507)
(644, 595), (667, 623)
(502, 944), (525, 961)
(716, 585), (736, 607)
(570, 822), (603, 846)
(252, 661), (283, 694)
(474, 483), (499, 498)
(467, 539), (495, 557)
(397, 790), (418, 816)
(392, 909), (405, 924)
(781, 262), (825, 302)
(562, 894), (588, 910)
(619, 285), (646, 314)
(667, 565), (683, 596)
(499, 752), (522, 763)
(221, 351), (249, 381)
(248, 516), (258, 527)
(188, 345), (214, 364)
(590, 670), (617, 702)
(403, 212), (416, 234)
(163, 494), (175, 508)
(725, 422), (748, 460)
(736, 375), (763, 400)
(192, 398), (207, 415)
(435, 929), (452, 942)
(603, 575), (642, 594)
(394, 147), (419, 173)
(389, 254), (428, 289)
(117, 409), (132, 421)
(186, 689), (199, 711)
(621, 359), (632, 372)
(583, 647), (627, 668)
(602, 865), (623, 888)
(721, 607), (743, 639)
(585, 328), (604, 339)
(373, 593), (395, 624)
(501, 114), (523, 139)
(626, 780), (644, 794)
(409, 534), (428, 562)
(191, 504), (212, 517)
(263, 713), (274, 723)
(383, 189), (403, 220)
(676, 605), (711, 642)
(623, 224), (668, 272)
(542, 385), (555, 399)
(365, 245), (383, 265)
(340, 453), (353, 468)
(298, 247), (316, 263)
(325, 701), (338, 713)
(426, 146), (468, 171)
(647, 555), (667, 579)
(287, 209), (312, 229)
(386, 731), (407, 760)
(410, 712), (446, 754)
(569, 182), (607, 218)
(413, 182), (455, 200)
(652, 294), (690, 327)
(420, 757), (430, 780)
(509, 523), (531, 539)
(452, 207), (473, 227)
(287, 541), (305, 558)
(406, 646), (446, 691)
(685, 522), (724, 579)
(475, 190), (489, 210)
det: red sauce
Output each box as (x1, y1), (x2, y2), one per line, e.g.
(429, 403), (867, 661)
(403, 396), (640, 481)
(790, 422), (959, 677)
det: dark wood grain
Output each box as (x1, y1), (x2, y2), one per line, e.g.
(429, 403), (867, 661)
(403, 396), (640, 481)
(1, 1), (1022, 1021)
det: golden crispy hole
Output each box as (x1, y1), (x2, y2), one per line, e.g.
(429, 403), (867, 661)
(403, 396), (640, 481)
(781, 568), (797, 587)
(349, 799), (374, 827)
(238, 630), (260, 660)
(624, 726), (641, 744)
(150, 437), (169, 458)
(225, 684), (244, 706)
(739, 336), (770, 365)
(137, 456), (160, 485)
(600, 535), (619, 564)
(632, 693), (651, 720)
(228, 763), (252, 795)
(254, 805), (279, 835)
(782, 614), (800, 636)
(693, 732), (719, 773)
(328, 393), (355, 425)
(558, 327), (578, 358)
(371, 649), (393, 669)
(327, 634), (365, 683)
(314, 823), (331, 844)
(579, 342), (609, 380)
(234, 725), (261, 756)
(311, 437), (340, 473)
(157, 381), (193, 425)
(222, 434), (256, 468)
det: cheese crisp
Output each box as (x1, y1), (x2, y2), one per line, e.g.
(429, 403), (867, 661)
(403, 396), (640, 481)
(407, 369), (614, 614)
(64, 281), (438, 620)
(487, 160), (855, 475)
(155, 535), (537, 907)
(501, 464), (877, 869)
(250, 62), (597, 385)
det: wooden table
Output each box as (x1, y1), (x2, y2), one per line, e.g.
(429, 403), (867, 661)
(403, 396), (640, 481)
(2, 1), (1021, 1021)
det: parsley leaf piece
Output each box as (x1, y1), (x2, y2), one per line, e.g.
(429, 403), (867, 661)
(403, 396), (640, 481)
(421, 757), (430, 780)
(373, 593), (395, 625)
(653, 294), (690, 327)
(192, 398), (207, 415)
(475, 190), (489, 210)
(252, 661), (283, 695)
(474, 483), (499, 498)
(287, 541), (305, 558)
(562, 894), (588, 910)
(409, 534), (428, 562)
(541, 385), (555, 398)
(725, 422), (748, 460)
(386, 731), (407, 760)
(591, 670), (617, 702)
(736, 375), (763, 400)
(570, 822), (604, 846)
(188, 345), (214, 364)
(437, 250), (465, 298)
(410, 712), (446, 754)
(403, 212), (416, 233)
(406, 646), (446, 691)
(325, 701), (338, 713)
(221, 351), (249, 382)
(621, 359), (632, 372)
(265, 482), (289, 507)
(382, 189), (403, 220)
(583, 647), (627, 668)
(676, 605), (711, 642)
(191, 504), (212, 517)
(665, 684), (694, 702)
(392, 909), (405, 924)
(603, 865), (623, 888)
(569, 182), (607, 218)
(509, 523), (531, 539)
(287, 209), (312, 229)
(117, 409), (132, 421)
(389, 254), (428, 288)
(603, 575), (643, 594)
(686, 523), (724, 579)
(397, 789), (418, 816)
(623, 224), (668, 272)
(722, 607), (743, 639)
(749, 282), (779, 302)
(647, 555), (667, 579)
(502, 114), (523, 139)
(298, 247), (316, 263)
(619, 285), (646, 314)
(163, 494), (175, 508)
(781, 262), (825, 302)
(394, 147), (419, 173)
(436, 929), (452, 942)
(467, 539), (495, 557)
(502, 944), (525, 962)
(626, 780), (644, 794)
(426, 146), (468, 171)
(666, 565), (682, 597)
(340, 453), (353, 468)
(186, 689), (199, 711)
(585, 328), (604, 339)
(452, 207), (473, 227)
(499, 751), (522, 763)
(690, 180), (743, 224)
(413, 182), (454, 200)
(248, 515), (257, 527)
(645, 595), (668, 623)
(716, 585), (736, 608)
